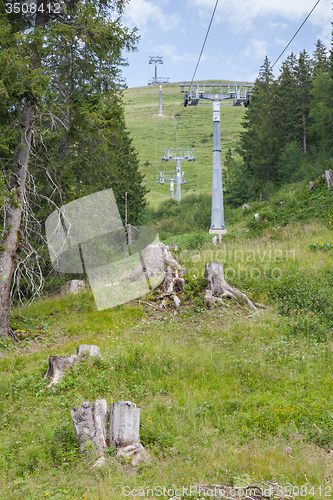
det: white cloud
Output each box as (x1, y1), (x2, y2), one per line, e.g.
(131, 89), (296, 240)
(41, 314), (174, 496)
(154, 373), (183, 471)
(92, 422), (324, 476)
(124, 0), (180, 33)
(154, 44), (197, 63)
(154, 43), (219, 66)
(269, 21), (288, 30)
(189, 0), (331, 29)
(243, 39), (268, 61)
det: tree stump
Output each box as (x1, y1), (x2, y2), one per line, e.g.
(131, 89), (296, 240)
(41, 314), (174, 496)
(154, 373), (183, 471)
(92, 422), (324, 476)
(71, 399), (109, 455)
(204, 262), (257, 312)
(309, 181), (316, 191)
(109, 401), (147, 465)
(163, 265), (174, 294)
(45, 345), (102, 385)
(77, 345), (102, 358)
(60, 279), (85, 295)
(44, 355), (78, 385)
(325, 169), (333, 190)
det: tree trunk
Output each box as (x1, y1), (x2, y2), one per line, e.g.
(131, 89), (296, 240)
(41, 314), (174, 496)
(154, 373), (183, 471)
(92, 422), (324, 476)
(0, 99), (34, 336)
(204, 262), (257, 312)
(0, 1), (48, 336)
(303, 109), (307, 153)
(71, 399), (109, 455)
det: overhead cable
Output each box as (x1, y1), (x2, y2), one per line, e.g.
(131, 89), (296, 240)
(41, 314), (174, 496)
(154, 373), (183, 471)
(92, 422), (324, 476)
(213, 0), (322, 149)
(169, 0), (219, 146)
(271, 0), (321, 69)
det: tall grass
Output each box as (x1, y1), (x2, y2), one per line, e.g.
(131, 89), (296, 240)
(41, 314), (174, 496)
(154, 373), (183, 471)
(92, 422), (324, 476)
(1, 218), (333, 498)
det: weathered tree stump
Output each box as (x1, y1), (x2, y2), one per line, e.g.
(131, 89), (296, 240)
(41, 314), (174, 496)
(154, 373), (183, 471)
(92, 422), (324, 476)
(309, 181), (316, 191)
(109, 401), (147, 465)
(45, 345), (102, 385)
(160, 243), (180, 270)
(71, 399), (109, 455)
(44, 355), (78, 385)
(325, 169), (333, 190)
(204, 262), (257, 312)
(77, 345), (102, 358)
(60, 279), (85, 295)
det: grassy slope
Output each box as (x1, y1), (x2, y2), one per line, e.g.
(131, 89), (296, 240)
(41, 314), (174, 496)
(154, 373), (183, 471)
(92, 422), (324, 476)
(1, 84), (333, 499)
(123, 82), (246, 208)
(1, 221), (333, 498)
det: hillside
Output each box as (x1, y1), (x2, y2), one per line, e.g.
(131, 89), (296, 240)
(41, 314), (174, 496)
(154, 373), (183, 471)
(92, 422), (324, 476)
(1, 200), (333, 497)
(123, 82), (246, 208)
(2, 85), (333, 500)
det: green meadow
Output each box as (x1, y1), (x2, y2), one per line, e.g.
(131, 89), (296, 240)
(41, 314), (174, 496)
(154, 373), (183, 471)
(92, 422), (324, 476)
(123, 82), (246, 208)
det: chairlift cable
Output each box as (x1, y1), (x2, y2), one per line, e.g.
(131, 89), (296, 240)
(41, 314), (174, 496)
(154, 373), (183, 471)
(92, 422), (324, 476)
(215, 0), (261, 79)
(271, 0), (321, 69)
(170, 0), (219, 146)
(169, 83), (179, 148)
(203, 0), (322, 153)
(218, 0), (268, 80)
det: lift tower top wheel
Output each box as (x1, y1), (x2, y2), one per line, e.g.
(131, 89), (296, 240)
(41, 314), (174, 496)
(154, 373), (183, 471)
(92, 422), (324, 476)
(148, 56), (169, 115)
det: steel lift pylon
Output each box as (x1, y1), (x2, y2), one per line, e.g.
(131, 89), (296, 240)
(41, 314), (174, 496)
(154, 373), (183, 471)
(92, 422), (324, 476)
(180, 81), (253, 234)
(157, 148), (195, 203)
(148, 56), (170, 116)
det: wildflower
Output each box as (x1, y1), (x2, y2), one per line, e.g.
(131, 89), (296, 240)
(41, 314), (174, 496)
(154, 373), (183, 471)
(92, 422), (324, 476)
(147, 415), (152, 423)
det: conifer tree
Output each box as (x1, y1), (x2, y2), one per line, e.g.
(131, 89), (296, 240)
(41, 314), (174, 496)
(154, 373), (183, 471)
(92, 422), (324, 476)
(0, 0), (140, 336)
(309, 35), (333, 153)
(313, 39), (329, 75)
(275, 54), (299, 146)
(240, 56), (280, 193)
(294, 50), (313, 153)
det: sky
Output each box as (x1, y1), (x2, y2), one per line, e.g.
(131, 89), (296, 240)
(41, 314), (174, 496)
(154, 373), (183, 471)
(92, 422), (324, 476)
(121, 0), (331, 89)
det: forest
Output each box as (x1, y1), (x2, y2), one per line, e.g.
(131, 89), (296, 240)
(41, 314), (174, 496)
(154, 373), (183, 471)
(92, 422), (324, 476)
(226, 39), (333, 205)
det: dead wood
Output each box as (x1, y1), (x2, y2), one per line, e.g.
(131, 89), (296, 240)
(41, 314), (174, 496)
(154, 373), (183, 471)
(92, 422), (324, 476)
(204, 262), (257, 312)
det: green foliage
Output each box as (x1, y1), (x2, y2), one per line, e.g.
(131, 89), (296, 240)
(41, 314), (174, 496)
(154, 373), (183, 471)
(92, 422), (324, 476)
(268, 266), (332, 314)
(0, 0), (145, 308)
(308, 428), (333, 451)
(240, 43), (329, 194)
(224, 149), (253, 207)
(309, 242), (333, 251)
(240, 57), (281, 192)
(310, 71), (333, 152)
(140, 420), (173, 451)
(49, 419), (81, 466)
(141, 194), (212, 239)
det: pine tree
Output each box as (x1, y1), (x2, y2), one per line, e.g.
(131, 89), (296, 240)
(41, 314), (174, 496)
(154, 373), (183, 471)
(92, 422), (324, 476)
(309, 43), (333, 153)
(0, 0), (140, 336)
(294, 50), (313, 153)
(240, 56), (280, 193)
(313, 39), (329, 75)
(275, 54), (300, 146)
